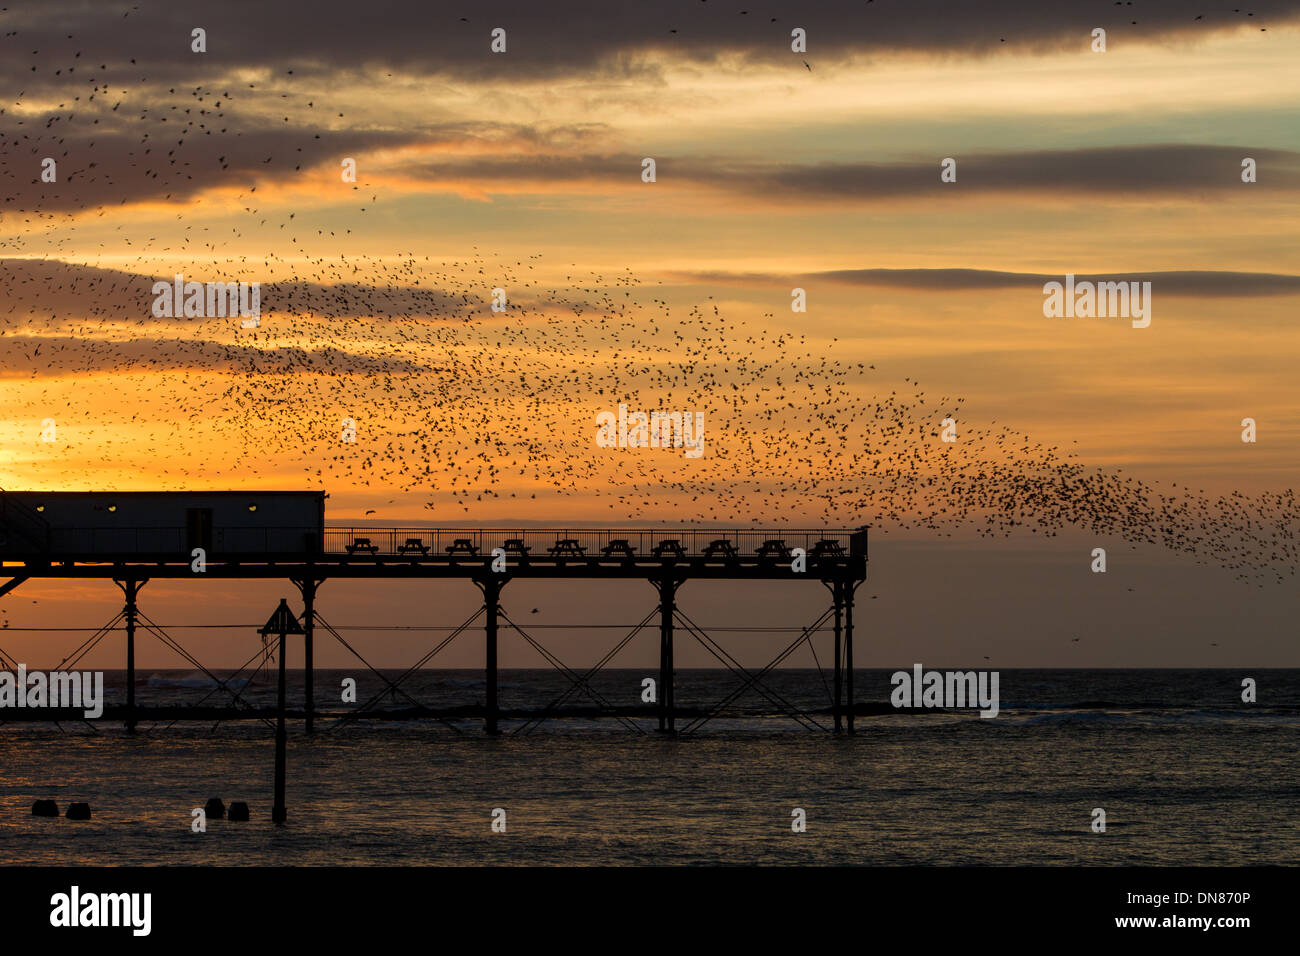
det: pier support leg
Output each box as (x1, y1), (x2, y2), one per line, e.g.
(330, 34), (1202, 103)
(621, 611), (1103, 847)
(653, 576), (682, 734)
(114, 578), (146, 734)
(273, 628), (287, 823)
(830, 580), (843, 734)
(844, 581), (856, 735)
(475, 576), (508, 735)
(293, 578), (323, 734)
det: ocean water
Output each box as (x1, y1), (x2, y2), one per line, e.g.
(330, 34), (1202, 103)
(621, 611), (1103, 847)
(0, 669), (1295, 865)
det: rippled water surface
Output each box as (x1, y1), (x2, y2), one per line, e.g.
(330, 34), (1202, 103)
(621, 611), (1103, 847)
(1, 669), (1295, 865)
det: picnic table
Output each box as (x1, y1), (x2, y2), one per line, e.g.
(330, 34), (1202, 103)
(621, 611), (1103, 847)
(652, 539), (686, 559)
(756, 539), (793, 560)
(809, 539), (845, 559)
(346, 537), (379, 555)
(548, 539), (586, 558)
(600, 539), (636, 559)
(703, 538), (738, 559)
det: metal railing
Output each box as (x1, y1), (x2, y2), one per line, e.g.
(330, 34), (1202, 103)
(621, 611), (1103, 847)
(0, 525), (868, 561)
(321, 528), (866, 561)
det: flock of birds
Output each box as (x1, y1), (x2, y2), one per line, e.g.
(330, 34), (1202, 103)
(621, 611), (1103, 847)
(0, 7), (1295, 591)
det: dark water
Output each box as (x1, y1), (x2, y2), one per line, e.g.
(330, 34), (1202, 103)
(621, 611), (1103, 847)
(1, 669), (1295, 865)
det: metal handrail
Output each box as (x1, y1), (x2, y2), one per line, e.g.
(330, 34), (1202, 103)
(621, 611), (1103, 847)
(0, 525), (868, 559)
(322, 527), (866, 559)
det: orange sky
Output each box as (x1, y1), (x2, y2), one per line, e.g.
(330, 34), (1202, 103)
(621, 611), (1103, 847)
(1, 4), (1297, 666)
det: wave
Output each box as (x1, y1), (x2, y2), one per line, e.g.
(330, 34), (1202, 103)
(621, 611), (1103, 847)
(146, 672), (252, 690)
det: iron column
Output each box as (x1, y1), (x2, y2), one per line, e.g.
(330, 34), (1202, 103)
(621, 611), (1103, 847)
(115, 578), (145, 734)
(295, 578), (320, 734)
(273, 624), (287, 823)
(655, 576), (679, 733)
(476, 576), (506, 735)
(844, 581), (856, 735)
(831, 580), (843, 733)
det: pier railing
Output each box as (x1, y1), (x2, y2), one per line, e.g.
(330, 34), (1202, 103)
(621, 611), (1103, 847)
(321, 527), (866, 560)
(4, 525), (867, 562)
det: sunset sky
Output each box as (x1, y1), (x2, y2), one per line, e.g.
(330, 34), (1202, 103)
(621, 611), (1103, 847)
(1, 1), (1297, 670)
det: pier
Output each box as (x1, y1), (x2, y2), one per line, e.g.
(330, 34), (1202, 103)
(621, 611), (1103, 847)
(0, 492), (868, 735)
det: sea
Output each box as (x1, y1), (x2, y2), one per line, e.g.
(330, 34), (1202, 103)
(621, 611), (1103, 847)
(1, 668), (1296, 866)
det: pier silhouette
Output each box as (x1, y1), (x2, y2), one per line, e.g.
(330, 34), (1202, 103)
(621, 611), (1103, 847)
(0, 490), (867, 736)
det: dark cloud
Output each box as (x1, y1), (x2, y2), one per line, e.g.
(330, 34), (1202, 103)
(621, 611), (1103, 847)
(0, 258), (472, 321)
(677, 267), (1300, 297)
(0, 122), (570, 214)
(4, 139), (1290, 220)
(2, 1), (1295, 86)
(3, 0), (1291, 220)
(393, 145), (1299, 202)
(0, 334), (431, 376)
(688, 146), (1299, 200)
(0, 258), (581, 325)
(816, 269), (1300, 297)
